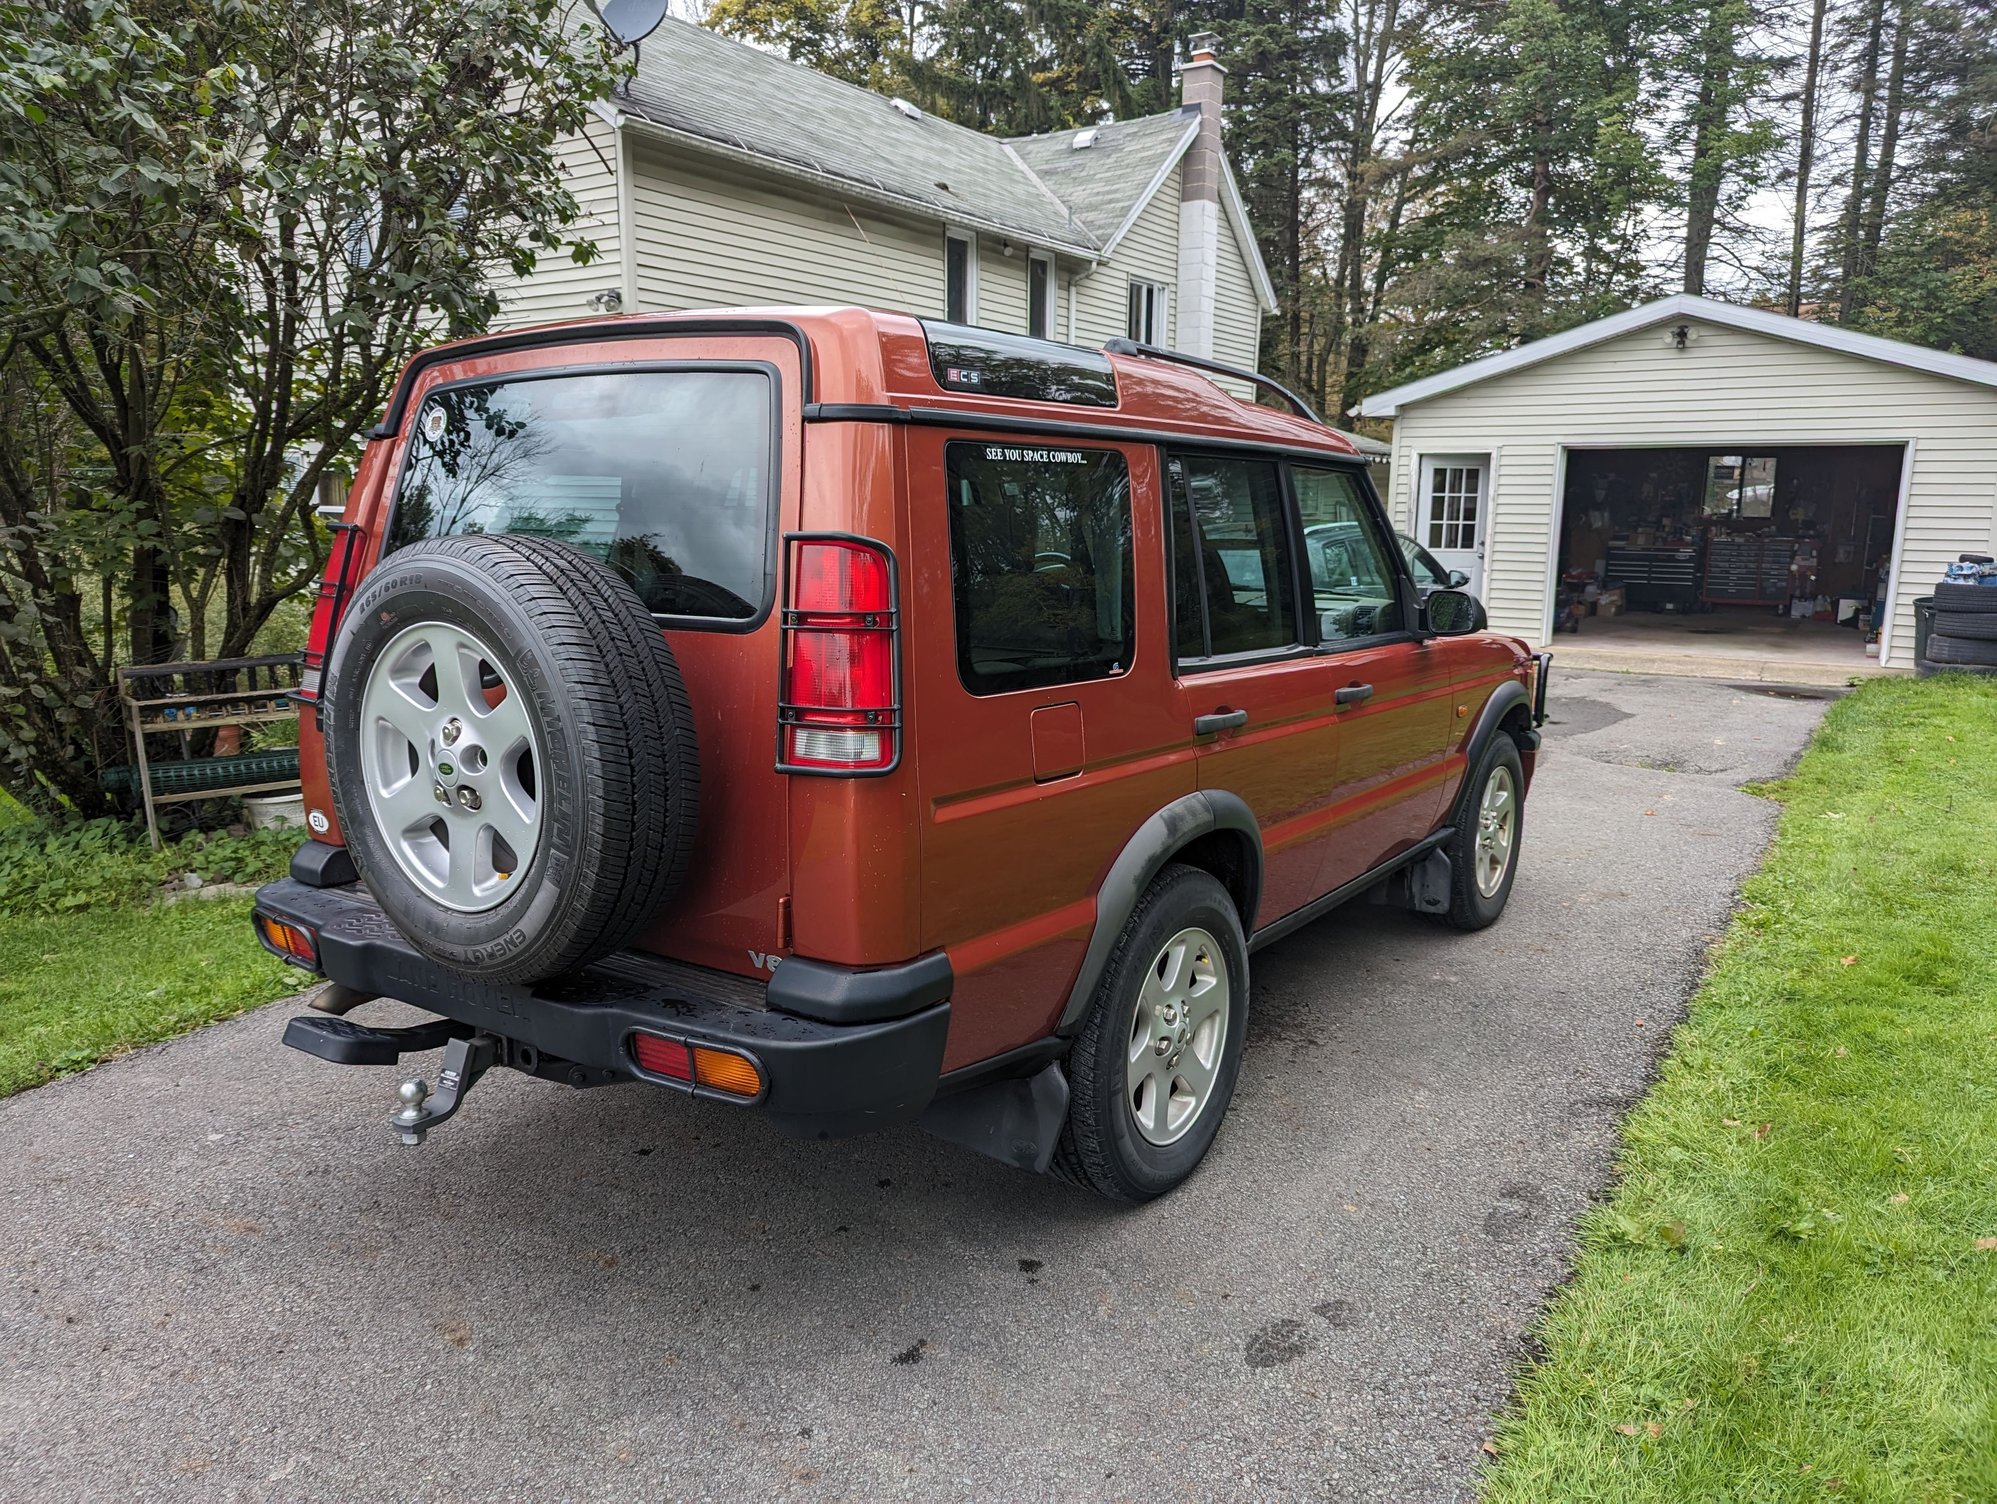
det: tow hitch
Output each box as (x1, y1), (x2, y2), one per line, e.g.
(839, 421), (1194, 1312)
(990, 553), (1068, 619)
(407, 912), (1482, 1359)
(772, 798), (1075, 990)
(282, 1013), (493, 1146)
(282, 1012), (621, 1144)
(389, 1034), (497, 1146)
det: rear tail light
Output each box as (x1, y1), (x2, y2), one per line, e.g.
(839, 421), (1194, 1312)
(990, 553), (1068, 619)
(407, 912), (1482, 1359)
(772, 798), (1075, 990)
(297, 522), (366, 705)
(630, 1032), (692, 1081)
(778, 535), (900, 773)
(253, 912), (320, 970)
(628, 1031), (764, 1101)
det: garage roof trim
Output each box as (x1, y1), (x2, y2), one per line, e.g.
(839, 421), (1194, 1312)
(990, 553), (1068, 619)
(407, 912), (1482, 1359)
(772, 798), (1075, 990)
(1354, 293), (1997, 418)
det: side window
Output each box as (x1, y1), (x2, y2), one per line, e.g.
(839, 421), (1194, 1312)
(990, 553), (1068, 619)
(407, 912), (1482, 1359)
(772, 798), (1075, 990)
(1171, 454), (1299, 659)
(945, 441), (1134, 695)
(1294, 465), (1405, 645)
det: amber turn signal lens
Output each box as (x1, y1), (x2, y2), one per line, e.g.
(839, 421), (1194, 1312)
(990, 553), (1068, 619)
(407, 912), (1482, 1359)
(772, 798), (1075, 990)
(253, 912), (318, 969)
(692, 1047), (763, 1099)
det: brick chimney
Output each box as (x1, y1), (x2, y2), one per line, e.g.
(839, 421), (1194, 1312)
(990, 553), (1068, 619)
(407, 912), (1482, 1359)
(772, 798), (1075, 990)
(1176, 32), (1225, 359)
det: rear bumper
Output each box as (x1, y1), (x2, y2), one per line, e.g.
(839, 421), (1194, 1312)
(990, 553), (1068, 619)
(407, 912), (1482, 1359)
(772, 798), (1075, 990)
(252, 878), (950, 1139)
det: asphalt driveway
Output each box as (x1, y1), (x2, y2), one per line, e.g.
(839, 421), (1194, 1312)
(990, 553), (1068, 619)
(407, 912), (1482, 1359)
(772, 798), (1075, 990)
(0, 671), (1830, 1502)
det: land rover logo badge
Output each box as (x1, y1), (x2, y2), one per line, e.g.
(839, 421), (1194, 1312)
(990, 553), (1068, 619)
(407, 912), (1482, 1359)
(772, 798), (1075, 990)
(422, 406), (448, 442)
(437, 761), (454, 777)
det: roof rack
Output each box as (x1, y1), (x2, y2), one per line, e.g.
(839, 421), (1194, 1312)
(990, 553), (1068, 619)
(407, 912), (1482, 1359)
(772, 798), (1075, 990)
(1101, 338), (1326, 426)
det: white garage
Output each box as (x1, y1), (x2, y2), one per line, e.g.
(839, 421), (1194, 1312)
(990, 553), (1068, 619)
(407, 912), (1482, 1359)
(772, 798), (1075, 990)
(1355, 294), (1997, 677)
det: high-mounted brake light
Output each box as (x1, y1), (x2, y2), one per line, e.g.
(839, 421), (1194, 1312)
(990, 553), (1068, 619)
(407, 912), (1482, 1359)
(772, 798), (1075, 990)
(778, 535), (900, 773)
(297, 522), (366, 705)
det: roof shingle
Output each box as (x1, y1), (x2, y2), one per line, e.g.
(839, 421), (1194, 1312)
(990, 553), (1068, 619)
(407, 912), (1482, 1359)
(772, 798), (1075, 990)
(616, 19), (1197, 257)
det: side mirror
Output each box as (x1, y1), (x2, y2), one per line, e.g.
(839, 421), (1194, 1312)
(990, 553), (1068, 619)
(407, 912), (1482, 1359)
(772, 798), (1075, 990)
(1420, 587), (1479, 637)
(1445, 568), (1471, 589)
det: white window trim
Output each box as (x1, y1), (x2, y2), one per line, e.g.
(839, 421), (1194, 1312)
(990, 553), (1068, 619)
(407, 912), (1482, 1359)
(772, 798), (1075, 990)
(1027, 250), (1056, 339)
(1416, 453), (1489, 554)
(1127, 278), (1169, 345)
(945, 228), (978, 324)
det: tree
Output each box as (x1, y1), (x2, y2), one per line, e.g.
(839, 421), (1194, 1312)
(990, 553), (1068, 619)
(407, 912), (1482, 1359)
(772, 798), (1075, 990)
(0, 0), (620, 814)
(1786, 0), (1828, 315)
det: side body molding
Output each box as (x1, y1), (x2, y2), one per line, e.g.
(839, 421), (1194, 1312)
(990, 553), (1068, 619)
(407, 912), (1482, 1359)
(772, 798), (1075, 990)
(1055, 790), (1263, 1035)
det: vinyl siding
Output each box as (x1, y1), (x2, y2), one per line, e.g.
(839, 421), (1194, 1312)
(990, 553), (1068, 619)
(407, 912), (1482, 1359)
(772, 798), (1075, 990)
(1075, 167), (1179, 351)
(1380, 318), (1997, 668)
(627, 140), (941, 317)
(491, 116), (623, 329)
(1212, 215), (1261, 375)
(974, 238), (1031, 332)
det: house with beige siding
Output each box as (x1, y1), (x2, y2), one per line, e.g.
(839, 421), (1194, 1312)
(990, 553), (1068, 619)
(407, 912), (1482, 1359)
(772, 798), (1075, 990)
(1356, 295), (1997, 679)
(494, 22), (1275, 381)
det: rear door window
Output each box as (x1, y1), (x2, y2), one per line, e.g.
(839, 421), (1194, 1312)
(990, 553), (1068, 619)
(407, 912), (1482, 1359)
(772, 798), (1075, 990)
(945, 441), (1134, 695)
(390, 367), (776, 623)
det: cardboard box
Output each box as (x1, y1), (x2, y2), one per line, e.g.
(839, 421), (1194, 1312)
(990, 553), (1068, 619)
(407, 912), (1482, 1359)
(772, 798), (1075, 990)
(1596, 587), (1626, 617)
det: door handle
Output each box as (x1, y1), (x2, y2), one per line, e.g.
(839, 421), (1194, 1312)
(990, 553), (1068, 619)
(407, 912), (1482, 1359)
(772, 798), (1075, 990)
(1193, 708), (1248, 736)
(1335, 683), (1374, 706)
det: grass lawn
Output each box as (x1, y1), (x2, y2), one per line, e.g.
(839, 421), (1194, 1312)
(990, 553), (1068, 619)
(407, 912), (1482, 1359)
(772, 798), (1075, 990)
(0, 896), (303, 1096)
(1483, 673), (1997, 1502)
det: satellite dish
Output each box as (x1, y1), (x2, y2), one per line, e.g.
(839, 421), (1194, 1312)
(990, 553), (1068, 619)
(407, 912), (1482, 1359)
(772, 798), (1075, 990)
(593, 0), (668, 47)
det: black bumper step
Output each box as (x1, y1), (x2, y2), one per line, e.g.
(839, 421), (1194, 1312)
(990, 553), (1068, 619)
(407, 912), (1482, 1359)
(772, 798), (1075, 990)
(283, 1013), (471, 1066)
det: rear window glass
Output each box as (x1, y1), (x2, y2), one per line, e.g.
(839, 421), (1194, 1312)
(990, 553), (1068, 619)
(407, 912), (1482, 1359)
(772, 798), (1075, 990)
(946, 441), (1134, 696)
(390, 369), (775, 621)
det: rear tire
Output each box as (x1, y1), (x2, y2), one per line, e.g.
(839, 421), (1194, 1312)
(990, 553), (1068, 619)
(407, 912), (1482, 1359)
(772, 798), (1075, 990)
(1052, 865), (1249, 1202)
(1435, 734), (1525, 931)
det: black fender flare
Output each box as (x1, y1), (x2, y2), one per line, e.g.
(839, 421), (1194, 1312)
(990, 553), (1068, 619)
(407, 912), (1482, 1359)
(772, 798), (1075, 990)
(1055, 790), (1263, 1035)
(1452, 680), (1531, 820)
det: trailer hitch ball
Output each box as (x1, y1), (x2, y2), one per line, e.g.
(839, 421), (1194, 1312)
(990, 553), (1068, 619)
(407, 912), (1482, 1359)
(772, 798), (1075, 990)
(393, 1078), (431, 1145)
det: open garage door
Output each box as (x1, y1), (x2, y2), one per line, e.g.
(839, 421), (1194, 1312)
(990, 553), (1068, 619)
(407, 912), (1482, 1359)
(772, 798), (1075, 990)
(1552, 444), (1907, 683)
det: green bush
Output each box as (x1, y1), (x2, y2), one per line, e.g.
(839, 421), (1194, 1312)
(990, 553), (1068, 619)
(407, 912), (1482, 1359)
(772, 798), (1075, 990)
(0, 817), (297, 917)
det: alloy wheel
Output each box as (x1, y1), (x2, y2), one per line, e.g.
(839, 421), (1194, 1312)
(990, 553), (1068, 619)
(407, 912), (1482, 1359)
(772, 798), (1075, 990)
(357, 622), (542, 913)
(1125, 926), (1230, 1147)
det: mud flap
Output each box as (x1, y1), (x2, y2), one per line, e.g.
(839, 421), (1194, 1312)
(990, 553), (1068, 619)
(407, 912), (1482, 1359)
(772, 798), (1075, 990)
(1366, 844), (1453, 915)
(919, 1062), (1071, 1175)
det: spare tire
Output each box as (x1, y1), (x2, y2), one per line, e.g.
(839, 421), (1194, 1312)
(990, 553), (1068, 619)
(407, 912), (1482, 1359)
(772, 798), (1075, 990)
(323, 534), (700, 983)
(1924, 631), (1997, 668)
(1933, 609), (1997, 642)
(1933, 581), (1997, 612)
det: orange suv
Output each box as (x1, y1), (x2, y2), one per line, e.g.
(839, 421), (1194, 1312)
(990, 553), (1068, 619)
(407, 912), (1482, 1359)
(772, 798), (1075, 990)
(255, 308), (1548, 1201)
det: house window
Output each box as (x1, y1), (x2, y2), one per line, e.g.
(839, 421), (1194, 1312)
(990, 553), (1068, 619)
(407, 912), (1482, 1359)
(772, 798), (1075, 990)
(1028, 253), (1054, 339)
(945, 230), (977, 324)
(1126, 279), (1167, 344)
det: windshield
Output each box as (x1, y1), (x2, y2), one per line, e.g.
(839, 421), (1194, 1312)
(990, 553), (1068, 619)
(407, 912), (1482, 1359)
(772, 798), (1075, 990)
(390, 368), (775, 622)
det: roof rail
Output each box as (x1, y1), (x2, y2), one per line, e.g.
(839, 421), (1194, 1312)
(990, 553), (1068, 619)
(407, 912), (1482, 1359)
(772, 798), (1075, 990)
(1101, 338), (1326, 426)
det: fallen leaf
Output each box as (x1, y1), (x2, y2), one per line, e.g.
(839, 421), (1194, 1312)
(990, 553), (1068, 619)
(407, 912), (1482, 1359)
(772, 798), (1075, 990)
(1635, 1018), (1646, 1028)
(1722, 1117), (1741, 1127)
(1833, 1046), (1847, 1057)
(1754, 1123), (1773, 1140)
(1890, 1193), (1909, 1205)
(1839, 955), (1857, 966)
(1976, 1237), (1997, 1252)
(1481, 1439), (1500, 1456)
(1343, 1203), (1358, 1213)
(1616, 1424), (1640, 1437)
(1643, 809), (1657, 817)
(1646, 1422), (1663, 1439)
